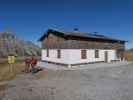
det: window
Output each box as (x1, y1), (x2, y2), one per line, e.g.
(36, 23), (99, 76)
(46, 49), (49, 57)
(81, 49), (87, 59)
(57, 49), (61, 58)
(95, 50), (99, 58)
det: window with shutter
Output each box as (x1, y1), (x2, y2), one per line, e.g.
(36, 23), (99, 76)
(81, 49), (87, 59)
(95, 50), (99, 58)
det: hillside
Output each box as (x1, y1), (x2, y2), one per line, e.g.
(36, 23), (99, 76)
(0, 32), (41, 58)
(124, 48), (133, 61)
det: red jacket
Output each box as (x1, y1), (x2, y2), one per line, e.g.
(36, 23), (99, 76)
(25, 58), (31, 64)
(31, 59), (37, 66)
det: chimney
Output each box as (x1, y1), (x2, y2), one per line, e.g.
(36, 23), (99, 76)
(73, 28), (79, 32)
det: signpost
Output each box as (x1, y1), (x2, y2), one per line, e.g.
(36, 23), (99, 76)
(8, 55), (16, 73)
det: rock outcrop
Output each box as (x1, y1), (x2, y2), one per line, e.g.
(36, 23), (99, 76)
(0, 32), (41, 57)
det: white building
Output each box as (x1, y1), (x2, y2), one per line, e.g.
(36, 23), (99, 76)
(39, 29), (125, 68)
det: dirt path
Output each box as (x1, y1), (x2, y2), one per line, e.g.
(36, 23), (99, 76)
(1, 63), (133, 100)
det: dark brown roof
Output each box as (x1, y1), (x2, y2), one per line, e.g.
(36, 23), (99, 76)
(39, 29), (125, 42)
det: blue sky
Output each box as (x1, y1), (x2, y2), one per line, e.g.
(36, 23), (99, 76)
(0, 0), (133, 48)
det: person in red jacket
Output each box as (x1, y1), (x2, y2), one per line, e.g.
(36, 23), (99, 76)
(30, 57), (38, 74)
(30, 57), (37, 68)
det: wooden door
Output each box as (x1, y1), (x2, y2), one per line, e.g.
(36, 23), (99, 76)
(104, 51), (108, 62)
(57, 49), (61, 58)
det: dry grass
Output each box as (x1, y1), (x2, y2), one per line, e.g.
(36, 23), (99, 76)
(124, 49), (133, 61)
(0, 60), (46, 81)
(0, 60), (26, 99)
(0, 62), (25, 81)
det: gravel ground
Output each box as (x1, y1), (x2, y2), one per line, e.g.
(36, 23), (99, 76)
(1, 63), (133, 100)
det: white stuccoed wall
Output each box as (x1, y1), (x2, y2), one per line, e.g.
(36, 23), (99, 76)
(42, 49), (117, 65)
(42, 49), (70, 64)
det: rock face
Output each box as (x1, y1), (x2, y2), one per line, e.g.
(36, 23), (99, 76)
(0, 32), (41, 57)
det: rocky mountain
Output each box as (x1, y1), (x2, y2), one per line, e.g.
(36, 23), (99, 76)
(0, 32), (41, 57)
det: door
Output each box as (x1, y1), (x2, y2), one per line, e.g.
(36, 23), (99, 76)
(104, 51), (108, 62)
